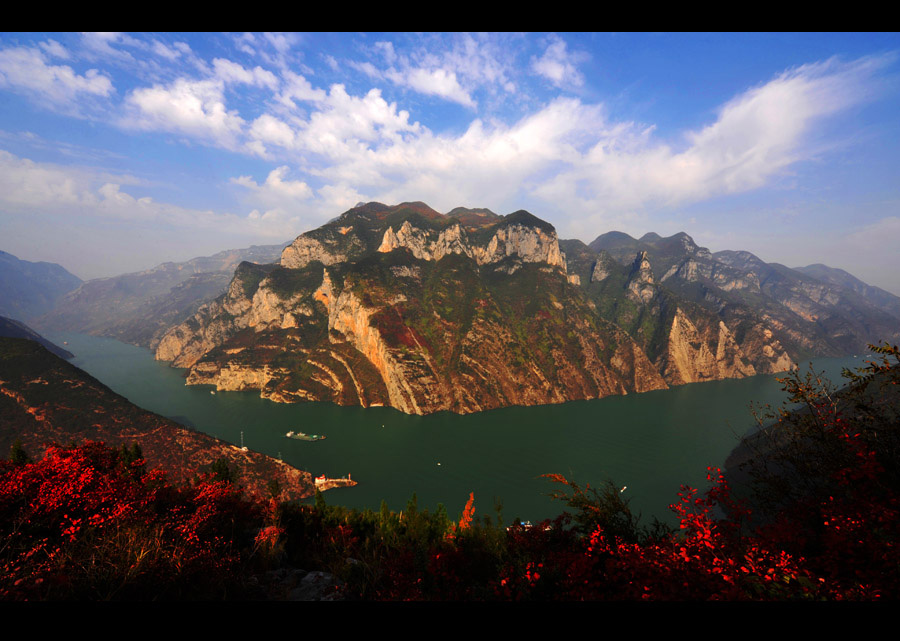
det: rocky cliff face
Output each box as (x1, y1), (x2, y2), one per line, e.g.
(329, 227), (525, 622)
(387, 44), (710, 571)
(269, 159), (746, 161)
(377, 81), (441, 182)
(561, 238), (794, 388)
(375, 212), (567, 271)
(155, 203), (887, 416)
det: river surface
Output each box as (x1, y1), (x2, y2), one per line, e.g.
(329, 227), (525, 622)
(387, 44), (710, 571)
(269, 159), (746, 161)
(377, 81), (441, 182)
(46, 331), (861, 526)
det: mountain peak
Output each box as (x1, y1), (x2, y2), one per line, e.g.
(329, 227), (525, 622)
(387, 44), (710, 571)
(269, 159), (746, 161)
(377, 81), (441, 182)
(503, 210), (555, 233)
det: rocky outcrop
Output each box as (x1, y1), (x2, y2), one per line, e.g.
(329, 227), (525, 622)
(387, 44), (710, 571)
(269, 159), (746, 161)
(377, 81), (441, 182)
(626, 251), (656, 304)
(281, 234), (362, 269)
(662, 309), (757, 384)
(590, 260), (610, 283)
(470, 223), (566, 270)
(377, 221), (470, 263)
(660, 258), (761, 293)
(377, 219), (567, 273)
(155, 298), (239, 369)
(155, 207), (673, 415)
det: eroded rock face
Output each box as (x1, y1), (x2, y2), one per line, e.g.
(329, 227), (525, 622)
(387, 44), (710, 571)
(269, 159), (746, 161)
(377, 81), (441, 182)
(661, 258), (761, 293)
(155, 248), (671, 415)
(281, 234), (362, 269)
(658, 309), (791, 385)
(377, 220), (568, 273)
(472, 224), (566, 269)
(155, 299), (242, 369)
(627, 252), (656, 304)
(326, 285), (427, 415)
(591, 261), (610, 283)
(377, 221), (470, 263)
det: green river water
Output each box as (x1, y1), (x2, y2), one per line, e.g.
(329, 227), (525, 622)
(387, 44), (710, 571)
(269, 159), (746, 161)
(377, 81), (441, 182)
(46, 331), (861, 526)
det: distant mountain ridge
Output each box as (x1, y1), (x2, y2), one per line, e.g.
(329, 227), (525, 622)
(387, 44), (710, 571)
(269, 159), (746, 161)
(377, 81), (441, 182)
(795, 263), (900, 321)
(589, 230), (900, 359)
(0, 250), (82, 322)
(35, 242), (290, 349)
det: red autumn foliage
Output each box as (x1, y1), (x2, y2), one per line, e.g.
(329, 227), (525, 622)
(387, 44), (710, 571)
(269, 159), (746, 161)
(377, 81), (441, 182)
(0, 441), (267, 600)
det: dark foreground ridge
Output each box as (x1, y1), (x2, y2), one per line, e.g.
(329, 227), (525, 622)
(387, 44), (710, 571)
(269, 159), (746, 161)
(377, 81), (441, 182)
(0, 337), (314, 501)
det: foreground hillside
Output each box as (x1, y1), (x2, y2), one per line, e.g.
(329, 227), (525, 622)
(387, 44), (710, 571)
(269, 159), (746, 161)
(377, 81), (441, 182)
(0, 337), (313, 501)
(0, 316), (73, 359)
(154, 202), (900, 415)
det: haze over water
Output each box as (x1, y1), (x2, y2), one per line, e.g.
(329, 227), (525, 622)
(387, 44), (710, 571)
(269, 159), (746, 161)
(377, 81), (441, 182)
(49, 331), (860, 526)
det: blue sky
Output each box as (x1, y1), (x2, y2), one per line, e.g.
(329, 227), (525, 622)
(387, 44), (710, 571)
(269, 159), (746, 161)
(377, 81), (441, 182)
(1, 32), (899, 294)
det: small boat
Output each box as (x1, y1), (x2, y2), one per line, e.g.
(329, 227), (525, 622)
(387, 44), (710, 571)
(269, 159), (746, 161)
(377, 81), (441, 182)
(286, 431), (326, 442)
(210, 390), (216, 395)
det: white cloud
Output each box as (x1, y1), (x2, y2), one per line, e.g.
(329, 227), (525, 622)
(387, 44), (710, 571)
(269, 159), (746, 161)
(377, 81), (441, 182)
(248, 114), (297, 153)
(39, 39), (69, 59)
(248, 32), (300, 70)
(233, 165), (313, 204)
(309, 97), (604, 213)
(232, 166), (316, 232)
(404, 67), (475, 108)
(121, 78), (245, 148)
(374, 41), (397, 66)
(152, 40), (183, 61)
(355, 34), (520, 108)
(263, 32), (295, 54)
(0, 44), (113, 111)
(248, 83), (421, 160)
(271, 54), (891, 229)
(0, 149), (96, 208)
(276, 70), (327, 108)
(349, 60), (382, 80)
(84, 45), (894, 241)
(80, 32), (137, 63)
(0, 148), (299, 241)
(581, 56), (889, 209)
(212, 58), (279, 90)
(440, 33), (517, 94)
(531, 34), (588, 88)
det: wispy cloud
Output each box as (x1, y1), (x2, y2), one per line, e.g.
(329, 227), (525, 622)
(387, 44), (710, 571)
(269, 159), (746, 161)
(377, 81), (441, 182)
(350, 33), (521, 108)
(0, 148), (296, 239)
(531, 34), (589, 89)
(0, 42), (113, 115)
